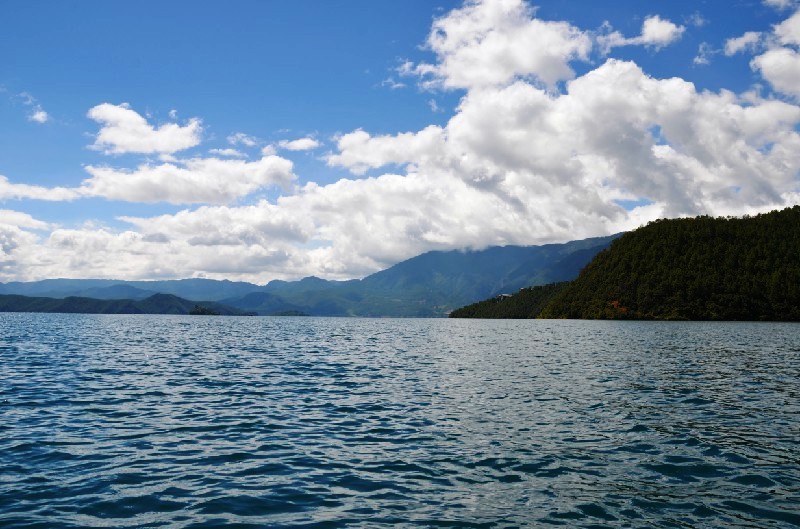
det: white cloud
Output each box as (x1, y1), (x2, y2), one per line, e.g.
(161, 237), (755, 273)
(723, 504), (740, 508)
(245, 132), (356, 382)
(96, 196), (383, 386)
(227, 132), (259, 147)
(599, 15), (685, 54)
(750, 9), (800, 98)
(0, 151), (296, 206)
(209, 148), (247, 158)
(640, 15), (686, 46)
(18, 92), (49, 124)
(764, 0), (797, 10)
(334, 59), (800, 225)
(694, 42), (718, 65)
(725, 31), (764, 55)
(381, 77), (406, 90)
(0, 210), (54, 278)
(40, 57), (792, 283)
(775, 9), (800, 45)
(80, 155), (296, 205)
(0, 209), (51, 230)
(404, 0), (592, 89)
(327, 126), (444, 175)
(28, 109), (49, 123)
(0, 175), (80, 201)
(277, 137), (321, 151)
(88, 103), (202, 155)
(752, 47), (800, 98)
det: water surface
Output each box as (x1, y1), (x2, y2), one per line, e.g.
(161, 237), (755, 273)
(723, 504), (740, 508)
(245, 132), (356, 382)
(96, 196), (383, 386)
(1, 315), (798, 528)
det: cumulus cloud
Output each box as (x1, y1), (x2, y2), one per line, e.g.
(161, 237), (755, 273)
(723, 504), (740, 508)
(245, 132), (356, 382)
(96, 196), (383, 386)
(775, 9), (800, 44)
(333, 59), (800, 228)
(3, 0), (800, 283)
(725, 31), (764, 55)
(0, 209), (52, 277)
(403, 0), (592, 89)
(599, 15), (685, 54)
(19, 57), (790, 283)
(752, 47), (800, 97)
(750, 9), (800, 98)
(0, 151), (296, 206)
(327, 126), (444, 175)
(88, 103), (202, 154)
(277, 137), (321, 151)
(81, 155), (296, 205)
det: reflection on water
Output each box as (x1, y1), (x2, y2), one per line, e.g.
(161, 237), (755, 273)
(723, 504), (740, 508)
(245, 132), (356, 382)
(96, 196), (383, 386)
(1, 315), (798, 528)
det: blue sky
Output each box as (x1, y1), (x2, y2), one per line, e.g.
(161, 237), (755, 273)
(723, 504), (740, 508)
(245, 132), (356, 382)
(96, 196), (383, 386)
(1, 0), (799, 282)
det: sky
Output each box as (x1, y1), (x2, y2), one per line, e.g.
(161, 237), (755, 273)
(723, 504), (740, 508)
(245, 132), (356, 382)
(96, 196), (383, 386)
(1, 0), (799, 283)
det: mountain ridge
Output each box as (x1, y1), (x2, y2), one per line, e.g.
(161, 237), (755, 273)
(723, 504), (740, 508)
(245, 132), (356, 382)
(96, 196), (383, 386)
(0, 235), (619, 317)
(0, 293), (254, 316)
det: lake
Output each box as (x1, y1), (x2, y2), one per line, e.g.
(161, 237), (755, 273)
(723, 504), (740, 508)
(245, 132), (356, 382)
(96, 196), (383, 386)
(1, 314), (798, 528)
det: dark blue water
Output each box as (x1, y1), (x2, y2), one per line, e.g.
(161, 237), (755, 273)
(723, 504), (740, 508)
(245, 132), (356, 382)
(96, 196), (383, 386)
(1, 314), (798, 528)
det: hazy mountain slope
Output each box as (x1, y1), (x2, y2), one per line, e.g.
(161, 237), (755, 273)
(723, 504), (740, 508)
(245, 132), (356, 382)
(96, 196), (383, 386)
(69, 284), (157, 300)
(0, 293), (253, 316)
(0, 278), (266, 301)
(355, 235), (618, 309)
(1, 235), (618, 317)
(220, 292), (309, 316)
(229, 235), (619, 316)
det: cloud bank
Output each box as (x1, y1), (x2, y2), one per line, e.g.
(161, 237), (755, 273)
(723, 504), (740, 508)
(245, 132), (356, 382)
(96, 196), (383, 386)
(2, 0), (799, 282)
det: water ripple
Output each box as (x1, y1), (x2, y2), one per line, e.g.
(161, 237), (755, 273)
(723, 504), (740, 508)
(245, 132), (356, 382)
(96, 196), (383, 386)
(1, 314), (798, 528)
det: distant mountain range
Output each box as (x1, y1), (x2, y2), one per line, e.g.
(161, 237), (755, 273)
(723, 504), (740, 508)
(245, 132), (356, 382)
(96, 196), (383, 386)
(0, 293), (254, 316)
(0, 235), (618, 317)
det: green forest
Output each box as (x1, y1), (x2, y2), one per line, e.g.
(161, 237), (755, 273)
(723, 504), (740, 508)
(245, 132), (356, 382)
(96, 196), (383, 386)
(452, 206), (800, 321)
(449, 282), (569, 318)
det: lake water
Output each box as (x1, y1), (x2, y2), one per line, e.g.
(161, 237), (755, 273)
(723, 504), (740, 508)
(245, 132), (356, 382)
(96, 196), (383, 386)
(1, 314), (798, 528)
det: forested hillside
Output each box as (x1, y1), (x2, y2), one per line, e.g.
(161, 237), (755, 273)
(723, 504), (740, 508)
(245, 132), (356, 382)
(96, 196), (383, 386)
(541, 207), (800, 320)
(449, 283), (569, 318)
(451, 207), (800, 321)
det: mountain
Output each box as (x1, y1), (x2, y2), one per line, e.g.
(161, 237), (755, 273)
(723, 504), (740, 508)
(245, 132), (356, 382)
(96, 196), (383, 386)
(0, 235), (618, 317)
(452, 207), (800, 321)
(68, 284), (156, 300)
(220, 291), (309, 316)
(0, 293), (254, 316)
(0, 278), (267, 301)
(238, 235), (619, 316)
